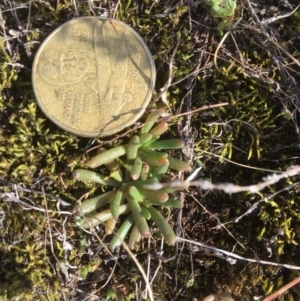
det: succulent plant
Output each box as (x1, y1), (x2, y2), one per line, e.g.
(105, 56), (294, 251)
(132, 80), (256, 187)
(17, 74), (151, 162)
(73, 108), (191, 250)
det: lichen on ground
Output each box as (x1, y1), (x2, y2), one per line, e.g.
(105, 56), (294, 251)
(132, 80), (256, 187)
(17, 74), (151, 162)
(1, 0), (300, 300)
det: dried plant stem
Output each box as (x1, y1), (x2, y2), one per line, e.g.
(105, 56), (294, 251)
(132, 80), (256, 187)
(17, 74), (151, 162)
(199, 148), (282, 173)
(143, 165), (300, 194)
(121, 240), (154, 301)
(177, 237), (300, 270)
(246, 0), (300, 68)
(86, 102), (229, 151)
(233, 181), (300, 223)
(262, 276), (300, 301)
(214, 16), (243, 74)
(190, 194), (245, 249)
(42, 187), (71, 282)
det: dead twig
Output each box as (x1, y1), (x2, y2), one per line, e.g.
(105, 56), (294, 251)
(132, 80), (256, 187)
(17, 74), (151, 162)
(86, 102), (229, 152)
(177, 236), (300, 270)
(154, 36), (181, 112)
(262, 276), (300, 301)
(143, 165), (300, 194)
(260, 5), (300, 26)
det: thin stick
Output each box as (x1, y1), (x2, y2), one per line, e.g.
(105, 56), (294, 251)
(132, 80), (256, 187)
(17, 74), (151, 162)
(262, 276), (300, 301)
(155, 37), (181, 112)
(86, 102), (229, 152)
(91, 226), (154, 301)
(42, 187), (71, 281)
(261, 5), (300, 26)
(190, 194), (245, 249)
(121, 240), (154, 301)
(112, 0), (121, 19)
(1, 191), (72, 215)
(245, 1), (300, 68)
(199, 149), (284, 174)
(214, 17), (243, 74)
(177, 237), (300, 270)
(142, 165), (300, 194)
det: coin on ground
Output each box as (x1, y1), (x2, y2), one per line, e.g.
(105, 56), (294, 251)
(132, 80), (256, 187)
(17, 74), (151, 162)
(32, 17), (156, 137)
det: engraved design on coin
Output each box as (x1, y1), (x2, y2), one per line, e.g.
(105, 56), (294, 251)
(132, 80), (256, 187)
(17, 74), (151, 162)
(32, 17), (156, 137)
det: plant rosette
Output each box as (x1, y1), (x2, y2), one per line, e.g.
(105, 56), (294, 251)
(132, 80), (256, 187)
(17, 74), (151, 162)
(72, 108), (192, 250)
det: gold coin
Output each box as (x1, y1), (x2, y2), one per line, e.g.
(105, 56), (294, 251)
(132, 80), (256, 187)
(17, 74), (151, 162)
(32, 17), (156, 137)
